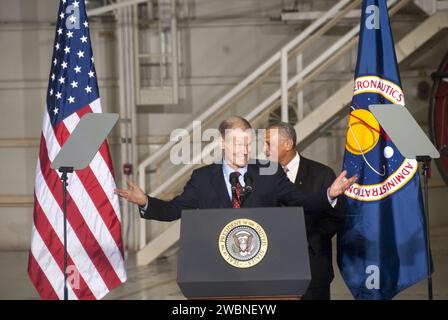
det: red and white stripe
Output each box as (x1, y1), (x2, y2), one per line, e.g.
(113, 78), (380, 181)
(28, 98), (127, 300)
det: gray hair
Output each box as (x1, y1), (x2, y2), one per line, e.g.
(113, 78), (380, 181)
(218, 116), (252, 137)
(267, 121), (297, 146)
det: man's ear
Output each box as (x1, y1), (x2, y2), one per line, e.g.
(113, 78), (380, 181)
(285, 139), (294, 151)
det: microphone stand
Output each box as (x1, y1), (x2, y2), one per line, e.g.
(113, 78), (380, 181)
(241, 174), (253, 206)
(59, 166), (73, 301)
(416, 155), (433, 300)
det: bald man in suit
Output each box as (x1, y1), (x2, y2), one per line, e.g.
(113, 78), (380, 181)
(264, 122), (346, 300)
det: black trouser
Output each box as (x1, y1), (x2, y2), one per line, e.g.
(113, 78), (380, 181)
(302, 284), (331, 300)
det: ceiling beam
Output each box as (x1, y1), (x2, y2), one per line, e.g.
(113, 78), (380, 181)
(86, 0), (147, 17)
(282, 10), (361, 21)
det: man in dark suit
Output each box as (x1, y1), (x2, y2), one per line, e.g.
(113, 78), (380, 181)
(116, 116), (354, 218)
(265, 122), (345, 300)
(131, 157), (334, 221)
(115, 117), (355, 276)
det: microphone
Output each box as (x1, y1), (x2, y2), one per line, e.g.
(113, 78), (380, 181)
(240, 173), (253, 205)
(229, 172), (240, 195)
(243, 173), (253, 195)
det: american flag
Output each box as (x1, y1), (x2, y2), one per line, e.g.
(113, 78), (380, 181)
(28, 0), (127, 300)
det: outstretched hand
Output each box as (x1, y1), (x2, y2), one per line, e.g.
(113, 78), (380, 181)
(328, 170), (357, 199)
(115, 180), (148, 207)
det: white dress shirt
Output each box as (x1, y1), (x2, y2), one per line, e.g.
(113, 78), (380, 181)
(222, 161), (247, 200)
(283, 152), (301, 183)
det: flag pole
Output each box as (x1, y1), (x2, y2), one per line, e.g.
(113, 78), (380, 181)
(416, 156), (433, 300)
(59, 166), (73, 301)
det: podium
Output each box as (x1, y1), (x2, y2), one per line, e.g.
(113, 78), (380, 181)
(177, 207), (311, 300)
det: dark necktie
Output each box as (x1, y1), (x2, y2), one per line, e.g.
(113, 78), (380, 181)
(231, 172), (242, 209)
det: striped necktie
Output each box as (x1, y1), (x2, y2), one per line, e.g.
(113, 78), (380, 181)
(231, 172), (242, 208)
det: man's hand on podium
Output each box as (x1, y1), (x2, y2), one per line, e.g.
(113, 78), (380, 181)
(328, 170), (357, 199)
(115, 180), (148, 207)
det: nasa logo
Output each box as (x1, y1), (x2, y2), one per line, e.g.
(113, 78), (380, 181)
(344, 76), (418, 201)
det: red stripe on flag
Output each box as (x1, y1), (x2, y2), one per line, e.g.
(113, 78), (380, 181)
(38, 134), (122, 290)
(28, 251), (59, 300)
(32, 195), (96, 300)
(76, 167), (124, 255)
(53, 120), (124, 256)
(76, 104), (91, 118)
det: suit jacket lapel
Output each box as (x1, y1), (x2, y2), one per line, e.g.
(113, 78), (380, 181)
(211, 164), (233, 208)
(295, 155), (308, 188)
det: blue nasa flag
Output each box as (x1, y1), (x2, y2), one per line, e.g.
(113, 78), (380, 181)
(337, 0), (430, 300)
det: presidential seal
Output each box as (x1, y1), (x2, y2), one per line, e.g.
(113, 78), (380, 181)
(218, 218), (268, 268)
